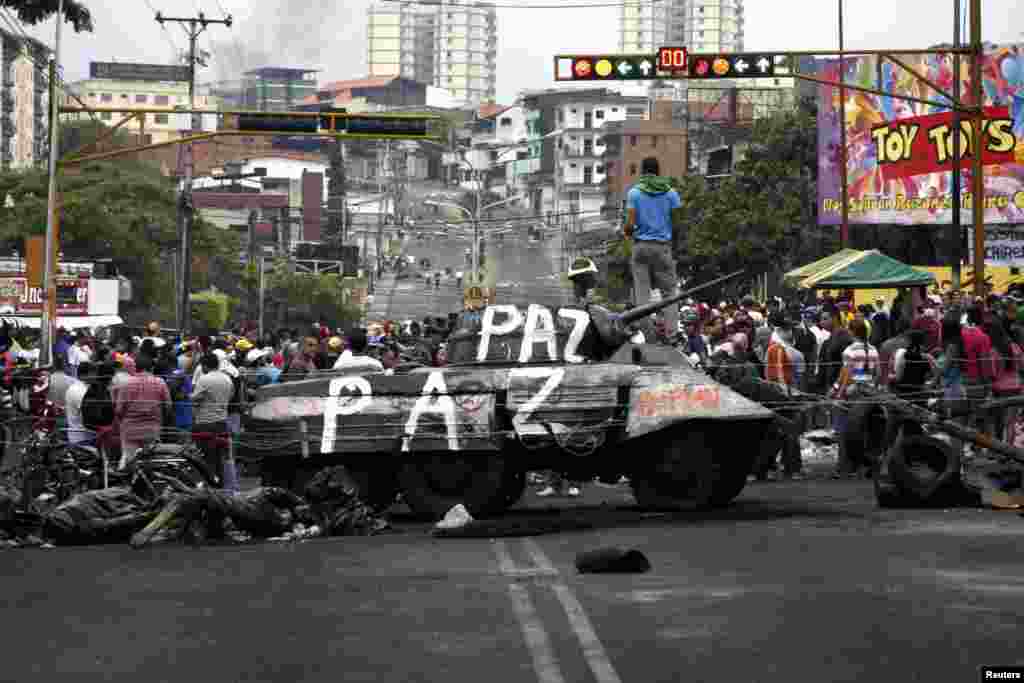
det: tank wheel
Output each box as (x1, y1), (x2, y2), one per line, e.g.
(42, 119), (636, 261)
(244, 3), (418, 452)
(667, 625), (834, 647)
(346, 462), (401, 512)
(629, 429), (753, 510)
(500, 467), (527, 507)
(398, 454), (511, 520)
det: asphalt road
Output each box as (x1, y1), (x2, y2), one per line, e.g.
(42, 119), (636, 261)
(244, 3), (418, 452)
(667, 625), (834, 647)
(4, 479), (1023, 682)
(368, 228), (569, 321)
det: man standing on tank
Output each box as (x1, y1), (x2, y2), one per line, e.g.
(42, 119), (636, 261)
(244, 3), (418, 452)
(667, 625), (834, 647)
(624, 157), (682, 341)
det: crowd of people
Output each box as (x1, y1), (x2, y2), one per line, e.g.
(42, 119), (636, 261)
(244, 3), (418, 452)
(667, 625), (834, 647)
(675, 286), (1024, 480)
(28, 317), (464, 482)
(9, 273), (1023, 497)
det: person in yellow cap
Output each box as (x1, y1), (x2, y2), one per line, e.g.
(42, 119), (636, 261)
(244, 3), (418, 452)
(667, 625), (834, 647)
(234, 338), (253, 366)
(325, 335), (345, 367)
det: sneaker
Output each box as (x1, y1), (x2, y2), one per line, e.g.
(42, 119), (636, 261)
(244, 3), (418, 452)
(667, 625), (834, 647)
(536, 486), (558, 497)
(567, 486), (581, 497)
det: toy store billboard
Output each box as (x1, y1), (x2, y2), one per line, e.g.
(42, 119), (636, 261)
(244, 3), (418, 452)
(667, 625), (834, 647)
(817, 46), (1024, 226)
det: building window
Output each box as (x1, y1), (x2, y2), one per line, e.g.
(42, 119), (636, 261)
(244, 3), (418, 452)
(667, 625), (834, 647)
(629, 135), (637, 146)
(500, 117), (511, 126)
(121, 93), (128, 99)
(611, 107), (619, 112)
(596, 165), (604, 174)
(652, 136), (658, 147)
(100, 93), (112, 102)
(88, 92), (96, 98)
(135, 94), (147, 103)
(570, 108), (576, 113)
(100, 111), (112, 120)
(154, 114), (169, 125)
(595, 110), (604, 119)
(629, 163), (637, 175)
(154, 95), (169, 106)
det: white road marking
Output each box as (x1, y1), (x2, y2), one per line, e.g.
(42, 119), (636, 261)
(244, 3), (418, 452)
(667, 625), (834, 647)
(522, 538), (557, 574)
(506, 582), (567, 683)
(494, 539), (624, 683)
(525, 540), (624, 683)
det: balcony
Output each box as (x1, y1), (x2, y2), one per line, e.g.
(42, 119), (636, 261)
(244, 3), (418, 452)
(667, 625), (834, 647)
(560, 148), (604, 161)
(559, 181), (605, 194)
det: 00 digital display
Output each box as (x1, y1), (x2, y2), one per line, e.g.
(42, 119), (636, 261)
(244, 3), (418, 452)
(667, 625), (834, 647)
(658, 47), (688, 71)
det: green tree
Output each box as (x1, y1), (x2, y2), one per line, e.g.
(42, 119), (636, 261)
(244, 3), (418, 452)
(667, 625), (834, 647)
(1, 0), (92, 31)
(676, 97), (838, 283)
(59, 119), (137, 159)
(266, 266), (364, 328)
(0, 160), (241, 321)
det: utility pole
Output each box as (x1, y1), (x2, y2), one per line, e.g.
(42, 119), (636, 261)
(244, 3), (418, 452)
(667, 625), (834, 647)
(969, 0), (986, 297)
(950, 0), (963, 291)
(155, 10), (232, 336)
(837, 0), (850, 249)
(41, 0), (64, 367)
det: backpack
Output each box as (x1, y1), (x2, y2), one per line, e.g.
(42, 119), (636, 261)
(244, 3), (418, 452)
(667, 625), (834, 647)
(81, 382), (115, 431)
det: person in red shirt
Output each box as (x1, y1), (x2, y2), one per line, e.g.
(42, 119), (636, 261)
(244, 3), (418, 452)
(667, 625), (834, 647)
(114, 354), (171, 469)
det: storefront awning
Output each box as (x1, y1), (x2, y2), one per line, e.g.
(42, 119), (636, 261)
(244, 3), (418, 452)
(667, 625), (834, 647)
(1, 315), (124, 329)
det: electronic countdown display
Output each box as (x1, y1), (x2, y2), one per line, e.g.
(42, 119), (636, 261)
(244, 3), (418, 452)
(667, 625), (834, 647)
(554, 50), (788, 82)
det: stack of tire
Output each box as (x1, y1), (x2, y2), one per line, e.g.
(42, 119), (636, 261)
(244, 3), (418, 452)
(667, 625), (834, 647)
(874, 414), (975, 508)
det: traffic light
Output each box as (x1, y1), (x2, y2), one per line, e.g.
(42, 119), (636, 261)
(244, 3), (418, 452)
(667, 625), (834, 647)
(237, 112), (318, 133)
(234, 110), (438, 139)
(554, 54), (671, 81)
(688, 53), (779, 79)
(321, 112), (432, 138)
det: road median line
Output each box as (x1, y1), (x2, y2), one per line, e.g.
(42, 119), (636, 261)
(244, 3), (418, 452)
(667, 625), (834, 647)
(493, 538), (623, 683)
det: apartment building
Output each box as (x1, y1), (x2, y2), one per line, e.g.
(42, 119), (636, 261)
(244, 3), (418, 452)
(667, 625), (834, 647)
(67, 62), (218, 145)
(520, 88), (650, 227)
(242, 67), (318, 112)
(619, 0), (745, 54)
(601, 100), (687, 212)
(367, 0), (497, 106)
(0, 29), (49, 170)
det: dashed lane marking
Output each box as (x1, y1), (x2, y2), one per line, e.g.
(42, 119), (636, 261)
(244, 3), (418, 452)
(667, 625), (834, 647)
(493, 539), (623, 683)
(506, 582), (567, 683)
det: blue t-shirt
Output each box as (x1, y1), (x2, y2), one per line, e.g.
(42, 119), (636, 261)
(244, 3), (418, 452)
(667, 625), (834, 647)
(627, 185), (681, 243)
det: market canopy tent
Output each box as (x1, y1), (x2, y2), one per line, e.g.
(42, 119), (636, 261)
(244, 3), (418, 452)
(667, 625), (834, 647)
(784, 249), (935, 290)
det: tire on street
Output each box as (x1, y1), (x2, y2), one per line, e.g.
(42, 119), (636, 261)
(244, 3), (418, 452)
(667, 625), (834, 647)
(398, 454), (512, 520)
(886, 434), (962, 505)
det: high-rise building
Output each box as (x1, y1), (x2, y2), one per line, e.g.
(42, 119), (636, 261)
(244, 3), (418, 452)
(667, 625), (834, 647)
(367, 1), (497, 106)
(619, 0), (744, 54)
(243, 67), (319, 112)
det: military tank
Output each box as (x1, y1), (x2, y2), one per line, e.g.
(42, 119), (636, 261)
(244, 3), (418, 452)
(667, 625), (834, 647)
(247, 271), (776, 518)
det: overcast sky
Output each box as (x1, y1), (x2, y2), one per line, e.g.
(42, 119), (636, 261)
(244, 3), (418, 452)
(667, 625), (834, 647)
(19, 0), (1024, 104)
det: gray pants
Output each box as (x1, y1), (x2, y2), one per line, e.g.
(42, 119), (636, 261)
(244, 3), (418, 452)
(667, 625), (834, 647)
(631, 240), (678, 336)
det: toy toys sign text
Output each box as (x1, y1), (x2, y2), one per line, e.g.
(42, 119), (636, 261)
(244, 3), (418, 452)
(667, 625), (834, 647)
(871, 107), (1014, 181)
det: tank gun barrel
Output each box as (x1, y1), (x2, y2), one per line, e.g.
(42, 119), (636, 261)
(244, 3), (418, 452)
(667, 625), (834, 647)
(618, 269), (746, 327)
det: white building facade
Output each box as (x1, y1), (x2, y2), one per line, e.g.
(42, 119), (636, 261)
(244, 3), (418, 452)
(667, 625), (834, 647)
(0, 30), (49, 171)
(619, 0), (745, 54)
(367, 0), (497, 106)
(553, 97), (647, 223)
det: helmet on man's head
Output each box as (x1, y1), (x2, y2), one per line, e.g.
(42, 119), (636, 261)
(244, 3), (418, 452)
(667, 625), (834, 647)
(568, 257), (598, 280)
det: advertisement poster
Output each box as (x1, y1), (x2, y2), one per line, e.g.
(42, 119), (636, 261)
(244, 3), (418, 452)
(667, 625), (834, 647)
(968, 227), (1024, 266)
(0, 276), (89, 315)
(817, 45), (1024, 225)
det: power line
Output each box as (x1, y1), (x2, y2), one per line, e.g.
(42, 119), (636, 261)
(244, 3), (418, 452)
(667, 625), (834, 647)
(141, 0), (183, 60)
